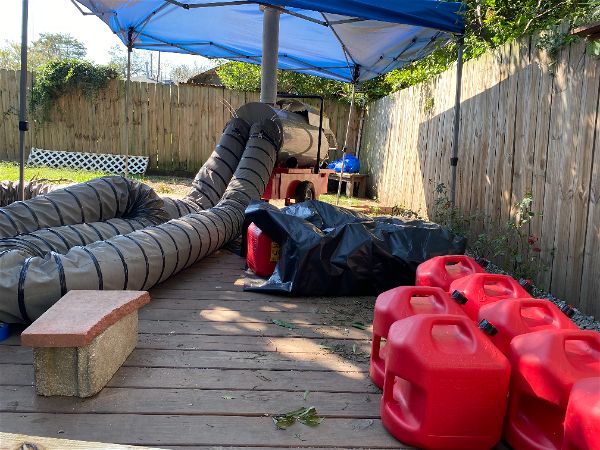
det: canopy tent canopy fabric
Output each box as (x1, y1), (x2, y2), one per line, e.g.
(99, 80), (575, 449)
(72, 0), (465, 83)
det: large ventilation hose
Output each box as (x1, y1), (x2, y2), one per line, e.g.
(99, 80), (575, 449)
(0, 106), (281, 324)
(162, 117), (251, 219)
(0, 177), (168, 239)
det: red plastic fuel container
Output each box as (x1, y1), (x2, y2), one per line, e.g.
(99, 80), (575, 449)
(563, 377), (600, 450)
(370, 286), (465, 388)
(416, 255), (486, 291)
(381, 314), (511, 450)
(449, 273), (531, 321)
(477, 297), (578, 356)
(246, 222), (279, 277)
(505, 330), (600, 450)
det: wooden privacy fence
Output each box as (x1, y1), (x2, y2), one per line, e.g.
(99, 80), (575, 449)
(360, 37), (600, 317)
(0, 70), (359, 174)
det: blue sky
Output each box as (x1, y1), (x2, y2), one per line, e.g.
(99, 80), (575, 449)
(0, 0), (212, 70)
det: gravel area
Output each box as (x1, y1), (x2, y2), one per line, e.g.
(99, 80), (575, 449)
(469, 253), (600, 332)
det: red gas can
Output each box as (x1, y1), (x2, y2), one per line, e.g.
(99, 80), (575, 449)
(381, 314), (511, 450)
(505, 330), (600, 450)
(449, 273), (531, 321)
(477, 298), (578, 356)
(416, 255), (486, 291)
(370, 286), (465, 388)
(563, 377), (600, 450)
(246, 222), (279, 277)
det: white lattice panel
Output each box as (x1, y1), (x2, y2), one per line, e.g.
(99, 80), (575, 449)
(27, 148), (149, 175)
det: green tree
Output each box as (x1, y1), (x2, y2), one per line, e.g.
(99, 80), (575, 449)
(0, 33), (87, 70)
(216, 61), (391, 105)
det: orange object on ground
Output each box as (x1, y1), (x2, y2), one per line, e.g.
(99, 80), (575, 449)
(370, 286), (465, 388)
(449, 273), (531, 321)
(381, 314), (510, 450)
(505, 330), (600, 450)
(416, 255), (485, 291)
(477, 297), (578, 356)
(246, 222), (279, 277)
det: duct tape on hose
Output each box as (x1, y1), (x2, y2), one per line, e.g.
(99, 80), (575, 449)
(0, 117), (281, 324)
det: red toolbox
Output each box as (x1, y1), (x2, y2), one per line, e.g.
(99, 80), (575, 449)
(416, 255), (485, 292)
(370, 286), (465, 388)
(563, 377), (600, 450)
(246, 222), (279, 277)
(381, 314), (511, 450)
(505, 330), (600, 450)
(477, 297), (578, 356)
(450, 273), (531, 321)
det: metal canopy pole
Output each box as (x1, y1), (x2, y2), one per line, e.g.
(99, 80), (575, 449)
(18, 0), (29, 201)
(124, 28), (133, 177)
(335, 82), (356, 205)
(449, 35), (464, 207)
(260, 5), (280, 104)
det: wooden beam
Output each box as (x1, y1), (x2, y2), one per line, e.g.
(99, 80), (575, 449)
(572, 21), (600, 39)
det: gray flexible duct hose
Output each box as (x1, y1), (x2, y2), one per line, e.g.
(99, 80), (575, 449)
(0, 118), (252, 259)
(0, 176), (168, 239)
(185, 118), (251, 208)
(0, 117), (280, 324)
(162, 117), (251, 219)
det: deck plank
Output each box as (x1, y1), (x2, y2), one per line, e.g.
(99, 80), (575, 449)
(0, 347), (368, 372)
(0, 366), (380, 393)
(0, 386), (381, 417)
(0, 413), (408, 448)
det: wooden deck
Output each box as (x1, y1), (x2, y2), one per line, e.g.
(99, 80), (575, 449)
(0, 249), (409, 449)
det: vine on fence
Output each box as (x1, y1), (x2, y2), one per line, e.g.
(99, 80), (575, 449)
(389, 182), (549, 283)
(428, 182), (549, 282)
(30, 59), (119, 123)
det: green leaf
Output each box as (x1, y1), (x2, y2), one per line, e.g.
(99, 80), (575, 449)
(222, 395), (235, 400)
(588, 40), (600, 56)
(303, 390), (310, 401)
(296, 407), (324, 427)
(273, 415), (296, 430)
(351, 321), (367, 330)
(272, 319), (296, 329)
(272, 406), (323, 429)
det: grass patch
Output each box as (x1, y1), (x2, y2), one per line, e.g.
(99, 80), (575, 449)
(0, 161), (110, 184)
(319, 193), (364, 207)
(0, 162), (193, 197)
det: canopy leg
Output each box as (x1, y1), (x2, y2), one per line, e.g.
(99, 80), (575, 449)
(18, 0), (29, 201)
(449, 35), (464, 208)
(124, 34), (132, 178)
(260, 6), (280, 105)
(336, 83), (356, 205)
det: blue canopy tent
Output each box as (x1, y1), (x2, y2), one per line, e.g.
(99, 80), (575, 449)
(17, 0), (466, 203)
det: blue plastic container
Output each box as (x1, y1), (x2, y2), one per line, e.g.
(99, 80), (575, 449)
(0, 323), (10, 342)
(327, 155), (360, 173)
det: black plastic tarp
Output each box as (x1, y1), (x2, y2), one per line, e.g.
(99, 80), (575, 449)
(241, 200), (466, 296)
